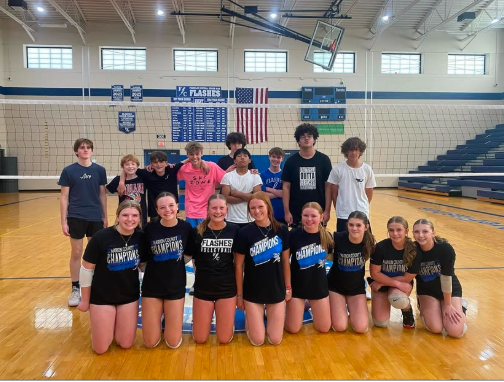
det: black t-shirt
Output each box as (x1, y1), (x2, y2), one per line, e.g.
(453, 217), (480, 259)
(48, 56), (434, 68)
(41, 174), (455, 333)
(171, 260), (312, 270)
(217, 155), (255, 171)
(193, 223), (240, 301)
(83, 227), (145, 305)
(107, 175), (148, 226)
(289, 228), (330, 300)
(138, 163), (183, 219)
(141, 218), (196, 299)
(327, 231), (367, 296)
(371, 238), (421, 277)
(281, 151), (332, 223)
(234, 223), (290, 304)
(415, 241), (462, 299)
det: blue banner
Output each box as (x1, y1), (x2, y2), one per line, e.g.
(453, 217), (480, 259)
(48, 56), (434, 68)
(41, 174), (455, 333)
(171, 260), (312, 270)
(118, 111), (136, 134)
(111, 85), (124, 102)
(130, 85), (143, 102)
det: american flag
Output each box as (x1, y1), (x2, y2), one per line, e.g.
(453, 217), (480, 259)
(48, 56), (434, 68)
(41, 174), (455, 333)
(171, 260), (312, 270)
(235, 87), (269, 144)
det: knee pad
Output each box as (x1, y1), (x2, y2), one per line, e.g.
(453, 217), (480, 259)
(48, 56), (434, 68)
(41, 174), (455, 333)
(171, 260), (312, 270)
(388, 293), (410, 310)
(372, 317), (390, 328)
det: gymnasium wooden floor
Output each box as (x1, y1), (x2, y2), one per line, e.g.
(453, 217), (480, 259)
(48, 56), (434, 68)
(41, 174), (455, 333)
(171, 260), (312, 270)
(1, 189), (503, 380)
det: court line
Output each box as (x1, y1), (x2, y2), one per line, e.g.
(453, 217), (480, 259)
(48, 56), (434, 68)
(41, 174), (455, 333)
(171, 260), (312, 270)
(0, 196), (51, 207)
(0, 215), (60, 237)
(379, 192), (504, 219)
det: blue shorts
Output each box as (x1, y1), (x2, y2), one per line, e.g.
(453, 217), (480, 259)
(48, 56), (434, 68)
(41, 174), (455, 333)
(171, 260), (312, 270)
(186, 217), (204, 228)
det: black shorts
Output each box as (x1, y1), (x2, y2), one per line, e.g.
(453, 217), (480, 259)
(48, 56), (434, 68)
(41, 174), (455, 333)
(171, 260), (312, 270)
(67, 218), (103, 240)
(417, 286), (462, 301)
(292, 290), (329, 300)
(194, 290), (237, 302)
(141, 289), (186, 301)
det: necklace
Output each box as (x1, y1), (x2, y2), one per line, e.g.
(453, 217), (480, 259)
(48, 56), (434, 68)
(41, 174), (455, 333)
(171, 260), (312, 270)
(116, 227), (133, 247)
(256, 223), (272, 238)
(209, 223), (226, 240)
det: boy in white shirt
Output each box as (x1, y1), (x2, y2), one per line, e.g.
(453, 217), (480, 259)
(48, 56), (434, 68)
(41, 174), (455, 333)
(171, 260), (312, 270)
(220, 148), (262, 227)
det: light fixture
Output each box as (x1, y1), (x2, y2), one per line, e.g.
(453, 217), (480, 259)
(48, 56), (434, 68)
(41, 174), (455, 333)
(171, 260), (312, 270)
(157, 9), (164, 16)
(36, 6), (45, 12)
(492, 18), (500, 24)
(270, 12), (278, 19)
(382, 15), (390, 22)
(38, 23), (67, 28)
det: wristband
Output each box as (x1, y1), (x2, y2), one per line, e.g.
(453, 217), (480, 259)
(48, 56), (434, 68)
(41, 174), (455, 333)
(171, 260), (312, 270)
(285, 285), (292, 290)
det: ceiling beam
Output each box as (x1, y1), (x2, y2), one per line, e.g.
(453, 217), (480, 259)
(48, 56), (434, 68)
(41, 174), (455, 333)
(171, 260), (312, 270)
(369, 0), (422, 49)
(414, 0), (487, 42)
(415, 0), (443, 33)
(335, 0), (359, 26)
(172, 0), (186, 44)
(461, 0), (494, 31)
(109, 0), (136, 44)
(73, 0), (87, 23)
(278, 0), (298, 47)
(369, 0), (392, 34)
(0, 5), (36, 42)
(46, 0), (86, 44)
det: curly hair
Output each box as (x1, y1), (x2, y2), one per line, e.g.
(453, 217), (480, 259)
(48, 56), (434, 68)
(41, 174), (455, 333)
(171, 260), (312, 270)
(225, 132), (247, 150)
(341, 137), (367, 158)
(294, 123), (319, 144)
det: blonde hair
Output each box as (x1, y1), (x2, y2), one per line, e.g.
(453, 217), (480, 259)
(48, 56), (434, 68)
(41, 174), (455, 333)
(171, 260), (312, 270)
(185, 141), (204, 154)
(413, 218), (448, 244)
(197, 194), (227, 236)
(247, 191), (282, 232)
(120, 154), (140, 167)
(387, 216), (417, 268)
(301, 202), (334, 253)
(116, 200), (142, 228)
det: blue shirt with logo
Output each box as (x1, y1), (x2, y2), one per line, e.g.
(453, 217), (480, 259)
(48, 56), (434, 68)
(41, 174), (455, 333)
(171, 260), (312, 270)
(260, 168), (284, 220)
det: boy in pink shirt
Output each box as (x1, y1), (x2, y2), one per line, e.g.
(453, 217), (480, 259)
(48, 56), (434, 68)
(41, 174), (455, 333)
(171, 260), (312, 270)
(178, 142), (226, 228)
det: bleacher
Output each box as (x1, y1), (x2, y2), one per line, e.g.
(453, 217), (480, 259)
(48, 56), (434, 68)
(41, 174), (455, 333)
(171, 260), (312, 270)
(399, 124), (504, 204)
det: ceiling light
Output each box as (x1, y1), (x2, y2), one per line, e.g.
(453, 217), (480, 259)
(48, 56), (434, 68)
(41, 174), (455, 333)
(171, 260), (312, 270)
(382, 15), (390, 22)
(38, 23), (67, 28)
(270, 12), (278, 19)
(37, 6), (45, 12)
(157, 9), (164, 16)
(492, 18), (500, 24)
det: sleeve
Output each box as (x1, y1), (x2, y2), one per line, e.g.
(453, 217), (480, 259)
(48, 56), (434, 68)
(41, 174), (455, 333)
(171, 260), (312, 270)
(184, 225), (198, 257)
(58, 167), (70, 187)
(281, 225), (290, 251)
(253, 174), (263, 187)
(82, 233), (103, 264)
(140, 225), (152, 263)
(220, 172), (231, 186)
(106, 176), (120, 193)
(176, 164), (187, 181)
(365, 165), (377, 188)
(213, 163), (226, 185)
(191, 228), (203, 259)
(233, 228), (249, 255)
(322, 154), (333, 182)
(370, 241), (385, 266)
(333, 232), (344, 253)
(99, 166), (107, 185)
(136, 168), (150, 185)
(440, 243), (456, 276)
(406, 249), (422, 275)
(174, 161), (184, 174)
(327, 166), (339, 185)
(280, 158), (292, 182)
(136, 231), (148, 263)
(217, 156), (227, 170)
(288, 228), (299, 254)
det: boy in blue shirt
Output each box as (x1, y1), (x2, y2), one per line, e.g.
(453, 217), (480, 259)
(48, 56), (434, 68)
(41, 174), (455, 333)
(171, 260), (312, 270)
(58, 138), (108, 307)
(260, 147), (286, 224)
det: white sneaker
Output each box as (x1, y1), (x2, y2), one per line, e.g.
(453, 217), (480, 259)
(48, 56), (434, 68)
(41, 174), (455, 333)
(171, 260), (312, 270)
(68, 287), (81, 307)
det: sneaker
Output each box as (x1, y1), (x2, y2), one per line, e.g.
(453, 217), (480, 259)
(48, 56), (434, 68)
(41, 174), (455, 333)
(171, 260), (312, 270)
(68, 287), (81, 307)
(366, 290), (372, 300)
(189, 286), (194, 296)
(461, 298), (468, 315)
(402, 306), (415, 329)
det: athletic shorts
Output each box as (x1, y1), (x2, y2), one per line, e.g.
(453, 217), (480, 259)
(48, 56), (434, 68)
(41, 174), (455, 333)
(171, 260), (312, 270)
(141, 289), (186, 301)
(186, 217), (205, 228)
(417, 286), (463, 301)
(194, 290), (237, 302)
(329, 285), (366, 297)
(67, 218), (103, 239)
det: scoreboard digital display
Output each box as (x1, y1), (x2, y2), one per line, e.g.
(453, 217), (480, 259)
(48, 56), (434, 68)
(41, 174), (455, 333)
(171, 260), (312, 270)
(301, 86), (346, 121)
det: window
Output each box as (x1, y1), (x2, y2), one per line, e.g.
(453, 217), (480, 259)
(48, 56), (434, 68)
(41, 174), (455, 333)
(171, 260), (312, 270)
(381, 53), (421, 74)
(448, 54), (486, 75)
(26, 46), (72, 69)
(174, 49), (218, 71)
(244, 51), (287, 72)
(101, 48), (146, 70)
(313, 52), (355, 73)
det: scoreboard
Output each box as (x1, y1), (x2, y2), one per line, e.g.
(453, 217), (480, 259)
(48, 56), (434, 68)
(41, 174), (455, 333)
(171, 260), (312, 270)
(301, 86), (346, 121)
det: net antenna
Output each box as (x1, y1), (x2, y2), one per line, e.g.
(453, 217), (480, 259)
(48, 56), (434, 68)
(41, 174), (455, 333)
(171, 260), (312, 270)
(305, 20), (344, 71)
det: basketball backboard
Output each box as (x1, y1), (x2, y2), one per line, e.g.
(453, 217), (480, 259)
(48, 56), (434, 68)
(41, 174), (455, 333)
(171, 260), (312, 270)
(304, 20), (345, 71)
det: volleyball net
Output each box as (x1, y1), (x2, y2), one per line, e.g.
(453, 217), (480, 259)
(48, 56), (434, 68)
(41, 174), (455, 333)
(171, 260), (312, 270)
(0, 99), (503, 192)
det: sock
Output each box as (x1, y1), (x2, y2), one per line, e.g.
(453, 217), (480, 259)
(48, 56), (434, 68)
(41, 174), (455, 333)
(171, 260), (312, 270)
(72, 281), (80, 289)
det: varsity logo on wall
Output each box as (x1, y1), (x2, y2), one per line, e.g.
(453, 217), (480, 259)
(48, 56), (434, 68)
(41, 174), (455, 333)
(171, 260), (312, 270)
(136, 262), (334, 333)
(118, 111), (136, 134)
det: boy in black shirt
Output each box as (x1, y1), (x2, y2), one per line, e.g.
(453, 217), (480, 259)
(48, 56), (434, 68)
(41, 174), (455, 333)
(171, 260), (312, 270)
(217, 132), (256, 172)
(281, 124), (332, 227)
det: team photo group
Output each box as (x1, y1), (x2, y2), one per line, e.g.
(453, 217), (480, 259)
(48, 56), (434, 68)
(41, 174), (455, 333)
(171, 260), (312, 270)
(58, 123), (467, 355)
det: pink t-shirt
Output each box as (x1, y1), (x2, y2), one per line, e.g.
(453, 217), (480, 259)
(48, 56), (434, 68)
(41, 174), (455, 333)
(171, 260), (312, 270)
(177, 161), (226, 219)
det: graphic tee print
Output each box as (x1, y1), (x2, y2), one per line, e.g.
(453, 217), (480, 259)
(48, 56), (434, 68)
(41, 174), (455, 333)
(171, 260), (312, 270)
(299, 167), (316, 190)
